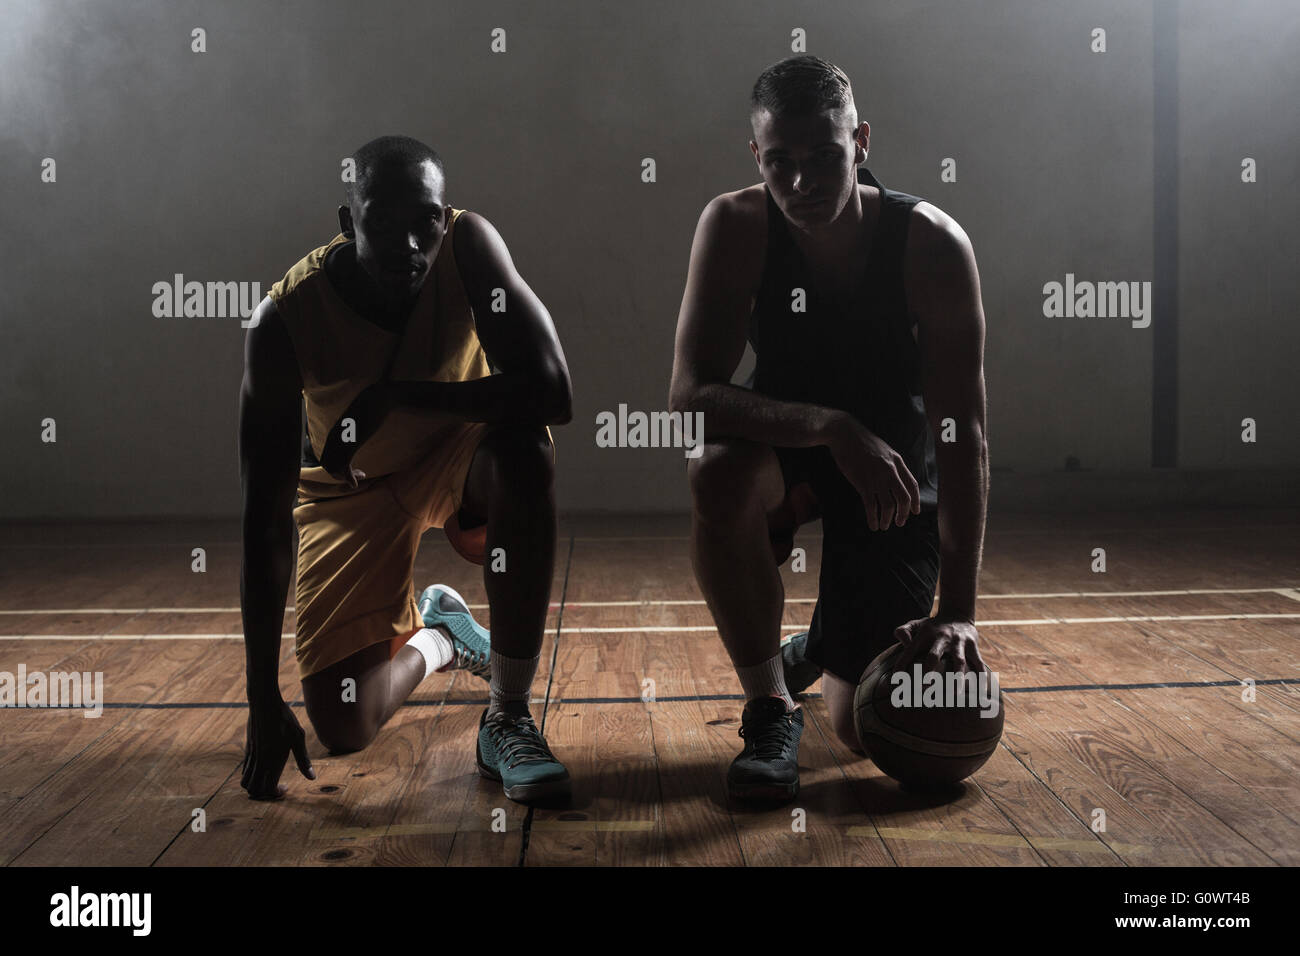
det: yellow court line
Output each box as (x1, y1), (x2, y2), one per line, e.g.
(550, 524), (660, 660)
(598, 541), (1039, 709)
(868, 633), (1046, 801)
(314, 821), (1151, 854)
(531, 820), (658, 832)
(314, 823), (471, 838)
(850, 826), (1153, 855)
(312, 820), (657, 840)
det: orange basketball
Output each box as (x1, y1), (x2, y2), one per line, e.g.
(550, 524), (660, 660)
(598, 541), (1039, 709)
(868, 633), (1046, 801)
(444, 511), (486, 566)
(853, 642), (1004, 787)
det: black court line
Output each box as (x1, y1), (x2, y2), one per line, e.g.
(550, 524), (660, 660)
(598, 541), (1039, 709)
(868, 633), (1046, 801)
(517, 533), (575, 867)
(7, 677), (1297, 712)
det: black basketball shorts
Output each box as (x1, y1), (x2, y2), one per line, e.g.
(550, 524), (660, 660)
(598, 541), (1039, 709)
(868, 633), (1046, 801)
(772, 444), (941, 685)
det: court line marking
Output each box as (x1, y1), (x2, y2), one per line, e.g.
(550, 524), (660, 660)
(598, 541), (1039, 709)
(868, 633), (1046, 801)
(310, 820), (657, 840)
(563, 614), (1300, 632)
(3, 679), (1295, 712)
(562, 524), (1300, 541)
(3, 611), (1299, 640)
(0, 586), (1296, 614)
(309, 820), (1150, 852)
(851, 826), (1154, 855)
(0, 520), (1295, 550)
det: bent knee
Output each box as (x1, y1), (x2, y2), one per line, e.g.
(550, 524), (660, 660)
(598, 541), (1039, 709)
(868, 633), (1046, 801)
(822, 676), (866, 754)
(479, 424), (554, 488)
(310, 713), (380, 755)
(828, 706), (861, 752)
(688, 439), (778, 519)
(301, 670), (383, 755)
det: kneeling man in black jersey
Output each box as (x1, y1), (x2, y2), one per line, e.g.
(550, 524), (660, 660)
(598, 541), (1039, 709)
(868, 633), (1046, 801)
(669, 55), (990, 802)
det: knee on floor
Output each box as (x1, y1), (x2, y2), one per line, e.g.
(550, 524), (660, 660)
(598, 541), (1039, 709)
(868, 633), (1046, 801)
(830, 709), (863, 753)
(312, 716), (380, 756)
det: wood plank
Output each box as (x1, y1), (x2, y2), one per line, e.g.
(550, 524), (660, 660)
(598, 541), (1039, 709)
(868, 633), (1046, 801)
(984, 622), (1285, 863)
(371, 701), (526, 867)
(7, 639), (248, 865)
(523, 703), (665, 867)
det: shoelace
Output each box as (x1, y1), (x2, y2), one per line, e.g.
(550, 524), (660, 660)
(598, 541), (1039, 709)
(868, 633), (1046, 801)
(738, 711), (796, 759)
(453, 643), (490, 677)
(487, 716), (556, 769)
(424, 606), (490, 678)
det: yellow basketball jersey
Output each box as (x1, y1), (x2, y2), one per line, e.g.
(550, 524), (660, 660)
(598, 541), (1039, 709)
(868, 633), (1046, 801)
(268, 208), (491, 499)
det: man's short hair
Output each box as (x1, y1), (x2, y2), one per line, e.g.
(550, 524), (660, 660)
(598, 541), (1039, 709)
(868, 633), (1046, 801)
(750, 55), (857, 128)
(343, 135), (444, 208)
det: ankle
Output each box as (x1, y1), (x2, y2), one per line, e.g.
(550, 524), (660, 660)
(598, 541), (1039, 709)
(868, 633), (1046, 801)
(736, 653), (794, 710)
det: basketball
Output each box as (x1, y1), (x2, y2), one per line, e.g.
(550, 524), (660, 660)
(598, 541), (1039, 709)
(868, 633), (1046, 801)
(853, 642), (1004, 787)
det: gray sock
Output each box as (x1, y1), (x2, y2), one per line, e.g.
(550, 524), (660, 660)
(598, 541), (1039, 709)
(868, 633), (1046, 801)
(488, 649), (539, 717)
(735, 652), (795, 710)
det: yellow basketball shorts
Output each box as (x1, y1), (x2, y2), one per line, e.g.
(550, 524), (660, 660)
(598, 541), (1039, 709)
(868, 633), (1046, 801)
(291, 424), (553, 680)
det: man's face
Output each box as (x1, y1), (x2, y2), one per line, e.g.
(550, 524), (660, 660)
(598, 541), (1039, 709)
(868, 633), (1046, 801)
(750, 107), (867, 229)
(346, 159), (447, 300)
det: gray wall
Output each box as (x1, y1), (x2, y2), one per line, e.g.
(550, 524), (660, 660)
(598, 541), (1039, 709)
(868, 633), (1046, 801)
(3, 0), (1297, 518)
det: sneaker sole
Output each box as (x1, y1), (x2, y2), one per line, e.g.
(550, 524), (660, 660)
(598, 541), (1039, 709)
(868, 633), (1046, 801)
(476, 759), (571, 803)
(728, 779), (800, 803)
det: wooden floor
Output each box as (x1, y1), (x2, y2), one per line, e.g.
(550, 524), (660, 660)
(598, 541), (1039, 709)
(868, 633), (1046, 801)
(1, 508), (1298, 866)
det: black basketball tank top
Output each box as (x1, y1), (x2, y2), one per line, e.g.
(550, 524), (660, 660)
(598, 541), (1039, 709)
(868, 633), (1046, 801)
(748, 166), (939, 512)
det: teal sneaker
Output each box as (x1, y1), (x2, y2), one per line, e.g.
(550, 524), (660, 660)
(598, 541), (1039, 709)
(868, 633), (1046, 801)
(780, 631), (823, 695)
(417, 584), (490, 681)
(476, 709), (572, 803)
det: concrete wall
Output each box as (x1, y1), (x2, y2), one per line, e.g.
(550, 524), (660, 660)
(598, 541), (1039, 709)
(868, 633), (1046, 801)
(2, 0), (1296, 518)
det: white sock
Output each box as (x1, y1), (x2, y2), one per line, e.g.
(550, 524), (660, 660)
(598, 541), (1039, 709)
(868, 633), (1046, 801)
(736, 653), (795, 710)
(405, 627), (454, 679)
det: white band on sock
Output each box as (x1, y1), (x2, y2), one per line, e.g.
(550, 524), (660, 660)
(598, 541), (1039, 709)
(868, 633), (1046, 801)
(736, 652), (794, 710)
(406, 627), (454, 679)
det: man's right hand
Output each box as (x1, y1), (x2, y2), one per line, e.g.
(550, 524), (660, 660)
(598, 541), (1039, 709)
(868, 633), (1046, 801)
(318, 382), (396, 488)
(825, 413), (921, 530)
(240, 694), (316, 800)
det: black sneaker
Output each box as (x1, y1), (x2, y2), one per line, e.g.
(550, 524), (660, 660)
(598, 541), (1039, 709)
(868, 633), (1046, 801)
(726, 697), (804, 803)
(780, 631), (823, 695)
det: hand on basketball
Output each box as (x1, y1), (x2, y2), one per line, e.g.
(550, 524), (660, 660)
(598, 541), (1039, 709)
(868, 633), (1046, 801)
(240, 696), (316, 800)
(893, 616), (987, 674)
(826, 415), (921, 531)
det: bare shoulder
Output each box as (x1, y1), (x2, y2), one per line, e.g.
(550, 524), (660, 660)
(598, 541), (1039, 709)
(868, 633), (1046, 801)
(688, 184), (767, 297)
(451, 208), (501, 263)
(244, 294), (286, 348)
(242, 295), (302, 392)
(701, 183), (766, 235)
(452, 208), (498, 250)
(906, 199), (975, 263)
(904, 200), (983, 325)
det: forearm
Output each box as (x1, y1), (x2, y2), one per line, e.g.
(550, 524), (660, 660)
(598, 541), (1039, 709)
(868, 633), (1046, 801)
(934, 436), (989, 622)
(240, 514), (295, 701)
(673, 381), (846, 449)
(390, 370), (571, 426)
